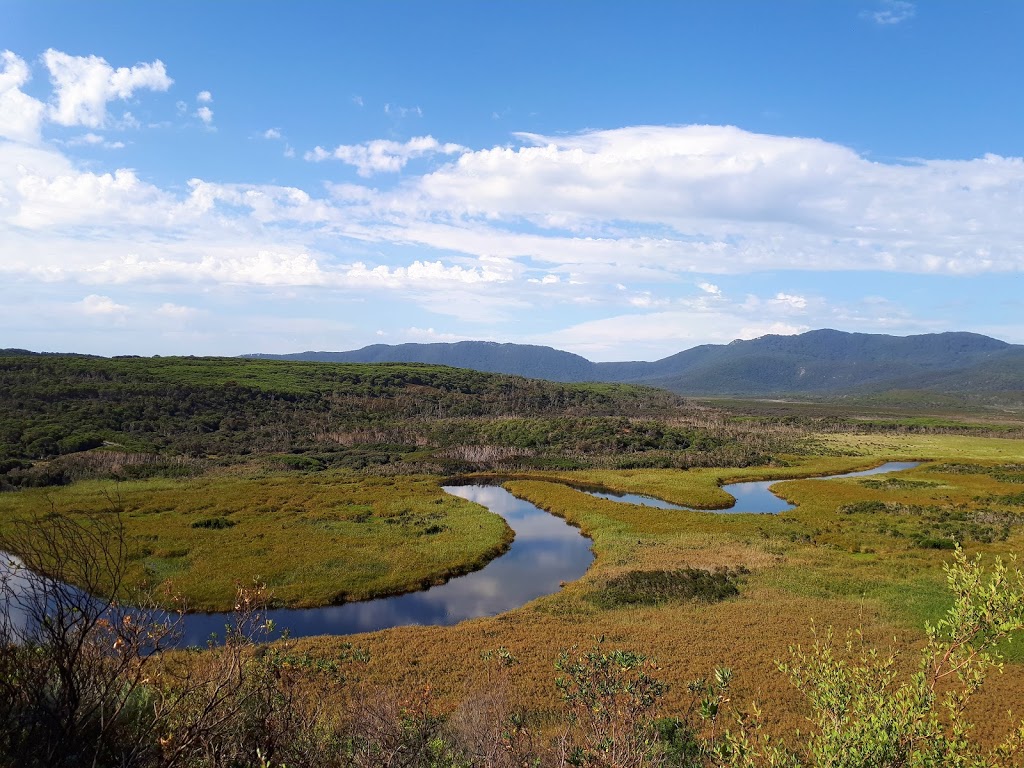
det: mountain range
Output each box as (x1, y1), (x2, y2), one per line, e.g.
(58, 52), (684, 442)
(244, 329), (1024, 403)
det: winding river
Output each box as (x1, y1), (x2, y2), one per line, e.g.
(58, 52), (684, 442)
(580, 461), (921, 513)
(1, 462), (920, 644)
(2, 484), (594, 647)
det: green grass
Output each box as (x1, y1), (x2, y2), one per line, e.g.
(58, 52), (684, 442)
(0, 469), (513, 611)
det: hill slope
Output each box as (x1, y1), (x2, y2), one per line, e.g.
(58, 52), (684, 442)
(1, 355), (718, 485)
(246, 330), (1024, 402)
(245, 341), (596, 382)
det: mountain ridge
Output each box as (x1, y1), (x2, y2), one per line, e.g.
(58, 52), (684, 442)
(242, 329), (1024, 402)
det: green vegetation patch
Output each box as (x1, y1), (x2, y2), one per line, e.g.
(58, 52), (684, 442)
(589, 567), (747, 609)
(0, 470), (513, 611)
(928, 462), (1024, 483)
(191, 516), (235, 530)
(858, 477), (942, 490)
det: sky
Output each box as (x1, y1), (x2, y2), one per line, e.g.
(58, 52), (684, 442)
(2, 1), (1023, 361)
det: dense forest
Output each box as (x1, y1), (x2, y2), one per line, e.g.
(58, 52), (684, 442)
(0, 354), (773, 488)
(7, 352), (1024, 492)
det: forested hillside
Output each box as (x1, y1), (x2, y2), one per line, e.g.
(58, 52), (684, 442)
(247, 330), (1024, 404)
(0, 354), (765, 488)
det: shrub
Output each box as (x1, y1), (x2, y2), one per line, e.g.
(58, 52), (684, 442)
(589, 567), (746, 609)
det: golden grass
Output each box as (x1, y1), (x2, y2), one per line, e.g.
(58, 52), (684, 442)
(5, 433), (1023, 746)
(820, 432), (1024, 461)
(287, 439), (1024, 746)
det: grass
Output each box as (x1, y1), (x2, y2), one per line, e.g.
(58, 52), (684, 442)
(0, 469), (513, 611)
(820, 432), (1024, 461)
(285, 436), (1024, 744)
(3, 427), (1023, 744)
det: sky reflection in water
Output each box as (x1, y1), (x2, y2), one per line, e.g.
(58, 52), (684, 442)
(580, 462), (921, 514)
(176, 484), (593, 644)
(3, 466), (920, 645)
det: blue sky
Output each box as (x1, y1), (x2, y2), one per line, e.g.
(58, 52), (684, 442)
(2, 1), (1023, 360)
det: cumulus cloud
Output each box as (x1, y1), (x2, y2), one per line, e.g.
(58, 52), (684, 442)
(43, 49), (172, 128)
(78, 294), (129, 315)
(771, 292), (808, 310)
(263, 127), (282, 140)
(194, 105), (213, 125)
(12, 166), (173, 228)
(306, 135), (465, 176)
(341, 258), (513, 288)
(528, 274), (560, 285)
(196, 90), (212, 103)
(4, 118), (1024, 354)
(0, 51), (46, 142)
(385, 125), (1024, 276)
(405, 326), (474, 342)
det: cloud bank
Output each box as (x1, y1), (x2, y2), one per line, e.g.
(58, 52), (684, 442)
(2, 49), (1023, 355)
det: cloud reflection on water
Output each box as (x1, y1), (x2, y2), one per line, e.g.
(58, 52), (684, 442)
(174, 484), (593, 644)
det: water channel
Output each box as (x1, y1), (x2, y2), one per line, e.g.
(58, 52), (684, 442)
(1, 462), (920, 644)
(2, 483), (594, 647)
(580, 461), (920, 513)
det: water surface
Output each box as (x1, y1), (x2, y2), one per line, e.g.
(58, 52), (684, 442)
(579, 461), (921, 514)
(2, 484), (593, 646)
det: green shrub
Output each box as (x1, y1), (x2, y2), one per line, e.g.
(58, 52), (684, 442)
(191, 517), (236, 530)
(589, 567), (746, 609)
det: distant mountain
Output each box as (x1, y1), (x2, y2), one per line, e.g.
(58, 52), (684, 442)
(243, 342), (596, 382)
(244, 330), (1024, 402)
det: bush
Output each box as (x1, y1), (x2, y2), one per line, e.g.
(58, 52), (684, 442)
(190, 517), (236, 530)
(589, 567), (746, 609)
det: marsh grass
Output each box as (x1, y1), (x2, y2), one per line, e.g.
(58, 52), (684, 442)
(3, 429), (1024, 746)
(0, 469), (513, 611)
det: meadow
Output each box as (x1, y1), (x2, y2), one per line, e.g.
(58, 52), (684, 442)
(0, 471), (512, 611)
(294, 432), (1024, 746)
(2, 355), (1023, 765)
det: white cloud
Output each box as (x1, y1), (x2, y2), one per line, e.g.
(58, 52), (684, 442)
(376, 125), (1024, 276)
(863, 1), (916, 25)
(4, 118), (1024, 349)
(0, 51), (46, 142)
(194, 106), (213, 125)
(263, 127), (282, 140)
(43, 49), (172, 128)
(63, 132), (125, 149)
(155, 302), (198, 318)
(384, 103), (422, 118)
(305, 135), (465, 176)
(527, 273), (560, 284)
(196, 90), (212, 103)
(771, 292), (808, 310)
(352, 95), (363, 108)
(535, 292), (818, 360)
(341, 258), (513, 288)
(11, 166), (173, 229)
(405, 326), (473, 342)
(79, 294), (129, 315)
